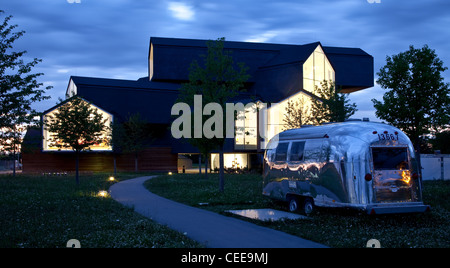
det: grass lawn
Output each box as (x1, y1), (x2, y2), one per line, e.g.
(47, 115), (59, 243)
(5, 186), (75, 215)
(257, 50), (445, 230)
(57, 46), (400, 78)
(0, 173), (202, 248)
(146, 173), (450, 248)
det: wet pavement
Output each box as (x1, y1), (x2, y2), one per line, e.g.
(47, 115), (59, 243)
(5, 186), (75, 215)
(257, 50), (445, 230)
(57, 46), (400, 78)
(110, 176), (327, 248)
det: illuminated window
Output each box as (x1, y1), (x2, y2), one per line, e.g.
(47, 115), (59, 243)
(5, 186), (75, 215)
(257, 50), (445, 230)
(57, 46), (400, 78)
(43, 100), (113, 152)
(65, 79), (78, 98)
(211, 153), (249, 170)
(234, 103), (258, 150)
(263, 45), (335, 143)
(264, 91), (313, 142)
(149, 43), (154, 80)
(303, 45), (335, 94)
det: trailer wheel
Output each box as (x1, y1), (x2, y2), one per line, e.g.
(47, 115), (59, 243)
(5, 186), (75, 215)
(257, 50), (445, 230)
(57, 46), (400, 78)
(288, 196), (314, 215)
(288, 196), (300, 213)
(302, 198), (314, 216)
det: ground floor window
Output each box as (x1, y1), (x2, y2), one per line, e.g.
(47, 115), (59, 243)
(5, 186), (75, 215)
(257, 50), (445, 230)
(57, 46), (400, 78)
(211, 153), (249, 170)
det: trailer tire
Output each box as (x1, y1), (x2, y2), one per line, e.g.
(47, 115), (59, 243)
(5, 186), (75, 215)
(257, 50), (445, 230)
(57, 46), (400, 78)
(288, 196), (314, 215)
(302, 197), (314, 216)
(288, 196), (300, 213)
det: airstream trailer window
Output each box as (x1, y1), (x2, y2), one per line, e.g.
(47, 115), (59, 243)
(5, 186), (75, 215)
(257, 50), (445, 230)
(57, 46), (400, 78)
(275, 142), (289, 162)
(289, 141), (305, 161)
(303, 139), (324, 161)
(372, 147), (409, 170)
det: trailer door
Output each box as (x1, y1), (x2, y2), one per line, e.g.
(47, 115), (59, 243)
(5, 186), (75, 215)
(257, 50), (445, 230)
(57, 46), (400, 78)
(371, 147), (414, 203)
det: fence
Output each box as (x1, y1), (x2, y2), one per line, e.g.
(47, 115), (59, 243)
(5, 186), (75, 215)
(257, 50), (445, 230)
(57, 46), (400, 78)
(421, 154), (450, 181)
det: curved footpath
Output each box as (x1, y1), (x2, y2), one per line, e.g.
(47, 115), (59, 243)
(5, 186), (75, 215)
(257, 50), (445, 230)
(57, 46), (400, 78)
(109, 176), (327, 248)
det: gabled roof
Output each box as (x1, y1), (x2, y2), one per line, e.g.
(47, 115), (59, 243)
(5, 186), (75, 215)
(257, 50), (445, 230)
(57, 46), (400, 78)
(261, 42), (321, 68)
(69, 76), (180, 91)
(149, 37), (374, 94)
(43, 95), (112, 117)
(62, 37), (373, 126)
(67, 75), (261, 125)
(322, 46), (371, 56)
(150, 37), (288, 83)
(150, 37), (297, 51)
(149, 37), (323, 81)
(68, 76), (181, 124)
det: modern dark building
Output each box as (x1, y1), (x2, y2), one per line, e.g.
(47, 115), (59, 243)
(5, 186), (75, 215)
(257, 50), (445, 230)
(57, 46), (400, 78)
(22, 37), (373, 173)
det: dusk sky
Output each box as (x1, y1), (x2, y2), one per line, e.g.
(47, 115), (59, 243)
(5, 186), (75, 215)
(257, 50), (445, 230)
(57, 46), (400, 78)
(2, 0), (450, 121)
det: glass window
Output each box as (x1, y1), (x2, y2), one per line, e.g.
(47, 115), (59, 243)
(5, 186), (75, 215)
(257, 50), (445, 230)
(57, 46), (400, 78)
(303, 78), (315, 93)
(314, 80), (322, 93)
(314, 50), (325, 83)
(235, 130), (245, 146)
(244, 104), (257, 127)
(372, 147), (409, 170)
(275, 142), (289, 162)
(245, 128), (257, 146)
(234, 103), (258, 150)
(66, 79), (77, 98)
(264, 91), (315, 142)
(211, 153), (248, 170)
(303, 139), (324, 161)
(235, 110), (245, 146)
(289, 141), (305, 162)
(43, 99), (113, 152)
(303, 54), (314, 80)
(303, 45), (335, 94)
(266, 103), (283, 142)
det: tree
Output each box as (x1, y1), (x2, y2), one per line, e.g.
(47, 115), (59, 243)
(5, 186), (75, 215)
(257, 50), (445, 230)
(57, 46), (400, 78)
(45, 97), (109, 184)
(309, 80), (357, 125)
(118, 113), (154, 173)
(177, 37), (249, 191)
(0, 11), (51, 175)
(283, 97), (312, 130)
(0, 123), (26, 176)
(431, 131), (450, 154)
(110, 120), (125, 176)
(373, 45), (450, 151)
(191, 133), (216, 178)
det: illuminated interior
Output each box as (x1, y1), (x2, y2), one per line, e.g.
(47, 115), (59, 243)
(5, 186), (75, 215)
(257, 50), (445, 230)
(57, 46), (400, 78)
(65, 79), (78, 98)
(43, 100), (113, 152)
(149, 43), (154, 80)
(211, 153), (249, 170)
(263, 45), (336, 143)
(303, 45), (335, 94)
(265, 91), (314, 142)
(234, 103), (258, 150)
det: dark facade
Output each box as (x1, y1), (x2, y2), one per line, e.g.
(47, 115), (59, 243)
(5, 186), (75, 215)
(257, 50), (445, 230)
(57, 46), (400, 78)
(22, 37), (373, 173)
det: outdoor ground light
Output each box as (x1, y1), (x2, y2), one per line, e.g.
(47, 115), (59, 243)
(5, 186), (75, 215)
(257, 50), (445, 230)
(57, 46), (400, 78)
(97, 190), (108, 198)
(168, 172), (173, 175)
(108, 176), (115, 182)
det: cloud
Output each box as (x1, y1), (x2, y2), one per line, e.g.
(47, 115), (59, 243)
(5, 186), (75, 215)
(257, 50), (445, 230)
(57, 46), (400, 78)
(2, 0), (449, 117)
(244, 31), (279, 43)
(348, 85), (385, 122)
(56, 69), (70, 74)
(168, 2), (195, 21)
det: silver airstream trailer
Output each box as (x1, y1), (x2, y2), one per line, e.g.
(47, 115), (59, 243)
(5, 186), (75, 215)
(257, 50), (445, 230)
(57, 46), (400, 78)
(263, 121), (430, 215)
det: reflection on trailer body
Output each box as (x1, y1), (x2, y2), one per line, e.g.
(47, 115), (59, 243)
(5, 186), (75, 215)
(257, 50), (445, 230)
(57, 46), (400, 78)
(262, 121), (430, 214)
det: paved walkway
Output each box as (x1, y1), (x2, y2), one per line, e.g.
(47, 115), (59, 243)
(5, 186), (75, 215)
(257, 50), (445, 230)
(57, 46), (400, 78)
(109, 176), (327, 248)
